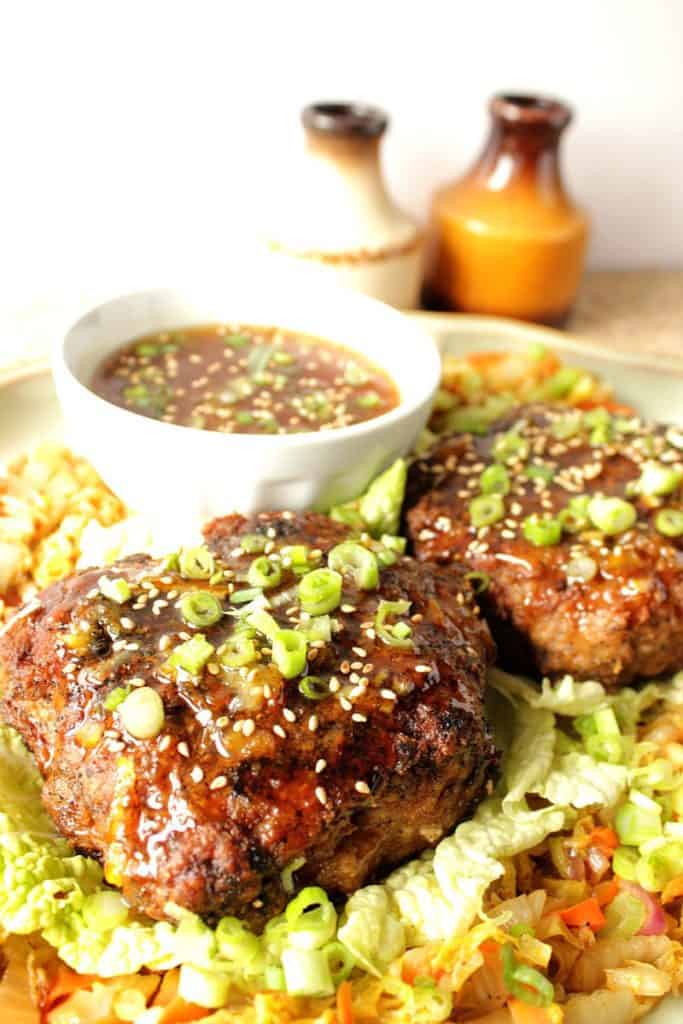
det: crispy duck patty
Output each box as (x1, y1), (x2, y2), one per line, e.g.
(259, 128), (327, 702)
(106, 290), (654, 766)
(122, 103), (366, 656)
(0, 512), (497, 927)
(405, 403), (683, 688)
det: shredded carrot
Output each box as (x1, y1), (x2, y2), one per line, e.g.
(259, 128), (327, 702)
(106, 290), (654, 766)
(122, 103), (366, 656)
(336, 981), (354, 1024)
(559, 896), (606, 930)
(588, 826), (619, 854)
(508, 997), (563, 1024)
(594, 878), (619, 907)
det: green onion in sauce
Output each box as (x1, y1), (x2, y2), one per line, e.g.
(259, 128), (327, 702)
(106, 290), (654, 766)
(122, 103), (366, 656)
(91, 324), (399, 435)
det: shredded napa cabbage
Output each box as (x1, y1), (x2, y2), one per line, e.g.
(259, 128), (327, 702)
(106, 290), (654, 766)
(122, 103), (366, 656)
(0, 671), (681, 990)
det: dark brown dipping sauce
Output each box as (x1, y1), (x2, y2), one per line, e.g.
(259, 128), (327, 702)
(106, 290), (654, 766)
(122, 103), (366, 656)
(91, 324), (400, 434)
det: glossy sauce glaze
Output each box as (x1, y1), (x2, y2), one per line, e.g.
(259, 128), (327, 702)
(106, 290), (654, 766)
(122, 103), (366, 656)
(90, 324), (399, 434)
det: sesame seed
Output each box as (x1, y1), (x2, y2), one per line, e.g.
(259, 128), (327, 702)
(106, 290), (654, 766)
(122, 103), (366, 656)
(352, 712), (367, 723)
(129, 676), (145, 687)
(352, 646), (367, 658)
(308, 715), (319, 732)
(315, 786), (328, 805)
(273, 724), (286, 739)
(340, 697), (353, 711)
(329, 677), (341, 693)
(190, 765), (204, 783)
(415, 664), (432, 674)
(196, 709), (212, 726)
(120, 617), (135, 631)
(315, 758), (327, 773)
(380, 688), (397, 701)
(355, 781), (370, 794)
(158, 734), (172, 752)
(108, 740), (125, 753)
(124, 642), (140, 652)
(177, 741), (190, 757)
(159, 634), (172, 651)
(341, 604), (356, 613)
(207, 662), (220, 675)
(242, 719), (255, 737)
(210, 775), (228, 790)
(283, 708), (296, 723)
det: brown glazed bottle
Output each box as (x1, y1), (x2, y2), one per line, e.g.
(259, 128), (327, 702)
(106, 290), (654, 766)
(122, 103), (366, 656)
(425, 94), (589, 324)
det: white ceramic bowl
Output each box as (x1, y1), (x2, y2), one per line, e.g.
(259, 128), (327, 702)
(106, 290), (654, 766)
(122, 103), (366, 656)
(53, 267), (440, 535)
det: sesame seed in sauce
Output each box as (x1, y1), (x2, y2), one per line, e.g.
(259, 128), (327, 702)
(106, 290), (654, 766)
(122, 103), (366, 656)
(282, 708), (296, 723)
(273, 724), (286, 739)
(415, 664), (432, 674)
(210, 775), (227, 791)
(177, 741), (190, 757)
(315, 786), (328, 805)
(315, 758), (327, 773)
(158, 734), (172, 752)
(351, 712), (367, 723)
(190, 766), (204, 783)
(308, 715), (319, 732)
(354, 781), (370, 794)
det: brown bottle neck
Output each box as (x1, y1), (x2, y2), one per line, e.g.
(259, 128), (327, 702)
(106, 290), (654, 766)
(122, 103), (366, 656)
(469, 94), (572, 197)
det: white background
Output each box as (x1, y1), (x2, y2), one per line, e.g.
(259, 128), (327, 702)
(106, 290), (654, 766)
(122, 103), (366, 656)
(0, 0), (682, 322)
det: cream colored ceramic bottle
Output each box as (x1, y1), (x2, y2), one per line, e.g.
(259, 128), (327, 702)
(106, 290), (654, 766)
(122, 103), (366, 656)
(263, 102), (423, 309)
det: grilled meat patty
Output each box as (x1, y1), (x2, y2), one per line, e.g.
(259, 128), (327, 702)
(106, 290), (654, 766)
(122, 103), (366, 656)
(0, 511), (496, 927)
(405, 404), (683, 688)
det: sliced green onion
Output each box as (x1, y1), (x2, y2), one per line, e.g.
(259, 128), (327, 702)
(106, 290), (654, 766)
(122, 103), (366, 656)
(480, 464), (510, 495)
(118, 686), (165, 739)
(247, 608), (280, 641)
(329, 504), (366, 530)
(523, 516), (562, 547)
(281, 948), (333, 997)
(324, 941), (356, 985)
(615, 800), (662, 845)
(469, 493), (505, 528)
(637, 461), (682, 497)
(98, 576), (132, 604)
(282, 545), (313, 575)
(104, 686), (131, 711)
(551, 411), (583, 440)
(215, 916), (263, 965)
(444, 395), (513, 436)
(179, 964), (231, 1009)
(167, 634), (215, 676)
(240, 533), (267, 554)
(225, 333), (249, 348)
(501, 944), (554, 1007)
(298, 568), (342, 615)
(588, 496), (637, 535)
(286, 887), (337, 949)
(272, 629), (307, 679)
(82, 890), (129, 931)
(264, 965), (286, 991)
(248, 343), (274, 377)
(559, 495), (591, 533)
(357, 391), (380, 408)
(247, 556), (283, 590)
(381, 534), (406, 554)
(178, 545), (215, 580)
(375, 599), (413, 649)
(179, 590), (224, 628)
(465, 570), (490, 593)
(524, 463), (555, 484)
(492, 431), (529, 464)
(529, 367), (582, 401)
(230, 587), (264, 606)
(565, 554), (598, 583)
(219, 634), (258, 668)
(655, 508), (683, 538)
(328, 542), (379, 590)
(358, 458), (407, 537)
(299, 615), (331, 643)
(298, 676), (331, 700)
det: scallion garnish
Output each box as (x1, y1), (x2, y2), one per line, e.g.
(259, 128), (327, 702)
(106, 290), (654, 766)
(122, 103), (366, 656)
(328, 542), (379, 590)
(219, 633), (258, 668)
(298, 676), (331, 700)
(98, 576), (132, 604)
(179, 591), (224, 628)
(247, 556), (283, 590)
(480, 464), (510, 495)
(272, 629), (307, 679)
(375, 599), (413, 649)
(587, 495), (637, 535)
(469, 493), (505, 528)
(239, 534), (267, 554)
(297, 568), (343, 615)
(522, 515), (562, 547)
(492, 430), (529, 463)
(178, 545), (215, 580)
(166, 634), (215, 675)
(655, 508), (683, 537)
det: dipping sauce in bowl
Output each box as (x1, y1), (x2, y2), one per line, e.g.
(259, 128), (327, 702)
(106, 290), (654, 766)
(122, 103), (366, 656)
(91, 324), (399, 434)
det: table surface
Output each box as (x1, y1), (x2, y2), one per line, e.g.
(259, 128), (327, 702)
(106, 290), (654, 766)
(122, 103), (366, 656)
(570, 268), (682, 361)
(0, 269), (681, 371)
